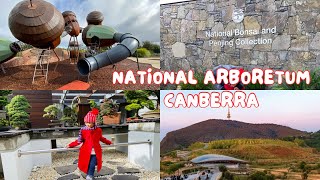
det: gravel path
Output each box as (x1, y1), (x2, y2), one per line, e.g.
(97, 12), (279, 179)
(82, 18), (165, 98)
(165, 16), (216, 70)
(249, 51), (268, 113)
(29, 150), (159, 180)
(0, 59), (160, 90)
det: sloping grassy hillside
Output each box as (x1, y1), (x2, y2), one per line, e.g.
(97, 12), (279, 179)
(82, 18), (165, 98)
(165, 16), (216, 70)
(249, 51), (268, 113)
(187, 139), (320, 167)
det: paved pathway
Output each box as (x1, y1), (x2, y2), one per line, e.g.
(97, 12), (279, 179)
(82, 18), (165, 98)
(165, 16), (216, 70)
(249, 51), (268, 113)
(55, 164), (141, 180)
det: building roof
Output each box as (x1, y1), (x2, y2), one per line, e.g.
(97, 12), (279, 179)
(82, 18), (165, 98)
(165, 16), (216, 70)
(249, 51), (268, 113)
(191, 154), (247, 164)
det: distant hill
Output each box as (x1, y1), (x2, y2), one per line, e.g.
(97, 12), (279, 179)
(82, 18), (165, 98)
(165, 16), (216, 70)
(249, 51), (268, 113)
(161, 119), (307, 153)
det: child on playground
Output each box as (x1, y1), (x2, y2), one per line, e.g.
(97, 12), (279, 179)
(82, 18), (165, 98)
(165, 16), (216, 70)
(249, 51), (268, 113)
(66, 108), (112, 180)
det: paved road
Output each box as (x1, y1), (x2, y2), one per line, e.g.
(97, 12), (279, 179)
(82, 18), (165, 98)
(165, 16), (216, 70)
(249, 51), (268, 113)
(185, 172), (222, 180)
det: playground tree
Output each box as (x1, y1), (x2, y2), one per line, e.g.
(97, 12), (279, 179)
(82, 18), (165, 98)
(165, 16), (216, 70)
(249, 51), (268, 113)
(6, 95), (31, 129)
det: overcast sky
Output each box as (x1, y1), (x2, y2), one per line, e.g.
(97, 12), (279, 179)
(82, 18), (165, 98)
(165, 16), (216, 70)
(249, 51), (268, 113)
(161, 90), (320, 140)
(1, 0), (160, 48)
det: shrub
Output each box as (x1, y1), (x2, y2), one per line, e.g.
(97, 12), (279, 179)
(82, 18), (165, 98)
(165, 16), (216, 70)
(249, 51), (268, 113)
(219, 165), (228, 173)
(167, 162), (184, 174)
(167, 151), (177, 158)
(180, 72), (213, 90)
(189, 142), (205, 150)
(222, 171), (234, 180)
(249, 171), (275, 180)
(245, 82), (268, 90)
(271, 68), (320, 90)
(135, 48), (151, 58)
(293, 138), (307, 147)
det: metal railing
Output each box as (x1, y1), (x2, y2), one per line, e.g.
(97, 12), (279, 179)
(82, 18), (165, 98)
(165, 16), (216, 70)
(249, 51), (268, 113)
(18, 140), (151, 157)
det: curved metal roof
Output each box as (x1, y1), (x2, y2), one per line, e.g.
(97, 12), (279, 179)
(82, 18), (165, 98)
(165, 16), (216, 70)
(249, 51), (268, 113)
(191, 154), (247, 164)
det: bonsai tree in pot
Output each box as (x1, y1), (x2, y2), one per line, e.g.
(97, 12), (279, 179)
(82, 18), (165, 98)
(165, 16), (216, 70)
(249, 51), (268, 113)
(140, 90), (160, 119)
(43, 104), (62, 127)
(0, 118), (10, 131)
(124, 90), (155, 120)
(100, 99), (120, 125)
(145, 90), (160, 110)
(60, 106), (78, 127)
(5, 95), (31, 130)
(89, 100), (99, 109)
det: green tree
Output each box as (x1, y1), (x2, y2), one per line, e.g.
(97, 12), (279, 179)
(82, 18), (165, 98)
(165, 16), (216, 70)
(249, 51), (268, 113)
(141, 41), (160, 55)
(6, 95), (31, 128)
(152, 44), (160, 54)
(124, 90), (155, 118)
(142, 41), (153, 51)
(0, 90), (12, 109)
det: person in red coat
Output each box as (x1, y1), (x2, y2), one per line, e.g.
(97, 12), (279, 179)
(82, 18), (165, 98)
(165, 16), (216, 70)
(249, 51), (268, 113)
(66, 108), (112, 180)
(223, 68), (245, 90)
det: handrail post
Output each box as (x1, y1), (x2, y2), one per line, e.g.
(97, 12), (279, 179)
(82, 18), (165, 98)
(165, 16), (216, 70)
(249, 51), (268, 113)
(17, 140), (152, 157)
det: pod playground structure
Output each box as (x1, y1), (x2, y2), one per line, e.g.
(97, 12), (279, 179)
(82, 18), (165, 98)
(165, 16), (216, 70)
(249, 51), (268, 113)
(0, 0), (159, 90)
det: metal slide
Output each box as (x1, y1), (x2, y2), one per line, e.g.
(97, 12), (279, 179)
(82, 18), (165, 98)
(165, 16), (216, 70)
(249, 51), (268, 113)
(77, 33), (139, 75)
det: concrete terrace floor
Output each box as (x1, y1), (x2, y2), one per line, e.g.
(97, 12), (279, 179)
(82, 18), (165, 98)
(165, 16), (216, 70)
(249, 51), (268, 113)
(28, 150), (160, 180)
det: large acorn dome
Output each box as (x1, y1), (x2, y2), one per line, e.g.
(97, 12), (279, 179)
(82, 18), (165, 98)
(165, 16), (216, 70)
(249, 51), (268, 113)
(86, 11), (104, 25)
(9, 0), (64, 49)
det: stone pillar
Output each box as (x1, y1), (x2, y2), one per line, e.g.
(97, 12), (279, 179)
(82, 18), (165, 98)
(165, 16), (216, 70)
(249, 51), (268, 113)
(128, 122), (160, 171)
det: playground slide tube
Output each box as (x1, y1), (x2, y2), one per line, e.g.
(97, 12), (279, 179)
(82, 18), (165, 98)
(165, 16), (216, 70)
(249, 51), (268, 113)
(77, 33), (139, 75)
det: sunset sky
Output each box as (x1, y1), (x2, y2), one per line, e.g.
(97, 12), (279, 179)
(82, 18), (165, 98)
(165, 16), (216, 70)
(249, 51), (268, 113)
(161, 90), (320, 140)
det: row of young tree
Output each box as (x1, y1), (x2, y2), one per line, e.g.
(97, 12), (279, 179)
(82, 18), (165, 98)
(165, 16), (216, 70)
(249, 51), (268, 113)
(207, 139), (293, 150)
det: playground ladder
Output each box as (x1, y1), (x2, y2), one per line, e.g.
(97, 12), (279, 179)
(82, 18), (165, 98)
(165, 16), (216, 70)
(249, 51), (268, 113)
(32, 49), (51, 84)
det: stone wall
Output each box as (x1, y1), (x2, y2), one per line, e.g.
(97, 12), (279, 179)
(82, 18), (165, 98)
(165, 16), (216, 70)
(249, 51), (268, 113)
(160, 0), (320, 73)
